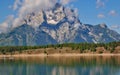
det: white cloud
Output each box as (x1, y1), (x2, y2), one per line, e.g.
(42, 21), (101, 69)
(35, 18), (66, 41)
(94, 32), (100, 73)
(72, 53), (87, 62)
(12, 18), (23, 28)
(96, 0), (109, 8)
(0, 22), (8, 32)
(109, 10), (117, 16)
(12, 0), (75, 28)
(110, 25), (120, 33)
(11, 0), (58, 29)
(13, 0), (22, 10)
(110, 25), (120, 29)
(60, 0), (73, 5)
(0, 15), (14, 32)
(96, 0), (105, 8)
(0, 0), (76, 32)
(18, 0), (58, 17)
(97, 13), (105, 18)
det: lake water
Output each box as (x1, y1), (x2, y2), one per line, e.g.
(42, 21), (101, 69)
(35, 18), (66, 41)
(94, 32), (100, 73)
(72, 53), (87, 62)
(0, 56), (120, 75)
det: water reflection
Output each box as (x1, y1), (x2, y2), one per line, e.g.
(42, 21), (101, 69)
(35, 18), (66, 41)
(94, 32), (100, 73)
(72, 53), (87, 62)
(0, 56), (120, 75)
(52, 67), (78, 75)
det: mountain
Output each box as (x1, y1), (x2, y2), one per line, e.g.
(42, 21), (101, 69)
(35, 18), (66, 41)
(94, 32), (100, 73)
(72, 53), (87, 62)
(0, 3), (120, 46)
(0, 24), (57, 46)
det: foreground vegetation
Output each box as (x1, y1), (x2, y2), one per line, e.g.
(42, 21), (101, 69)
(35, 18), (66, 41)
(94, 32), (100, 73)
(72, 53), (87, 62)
(0, 42), (120, 55)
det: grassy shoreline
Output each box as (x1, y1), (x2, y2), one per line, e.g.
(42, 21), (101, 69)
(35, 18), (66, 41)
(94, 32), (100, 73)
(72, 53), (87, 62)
(0, 53), (120, 58)
(0, 42), (119, 56)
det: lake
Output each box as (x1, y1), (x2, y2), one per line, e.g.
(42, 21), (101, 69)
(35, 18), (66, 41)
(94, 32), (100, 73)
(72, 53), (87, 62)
(0, 56), (120, 75)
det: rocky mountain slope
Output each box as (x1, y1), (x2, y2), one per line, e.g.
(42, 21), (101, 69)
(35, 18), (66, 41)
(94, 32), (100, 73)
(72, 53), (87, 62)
(0, 3), (120, 46)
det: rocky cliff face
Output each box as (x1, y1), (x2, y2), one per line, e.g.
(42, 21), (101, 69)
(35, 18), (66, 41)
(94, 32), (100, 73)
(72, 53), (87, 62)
(0, 24), (57, 46)
(0, 3), (119, 46)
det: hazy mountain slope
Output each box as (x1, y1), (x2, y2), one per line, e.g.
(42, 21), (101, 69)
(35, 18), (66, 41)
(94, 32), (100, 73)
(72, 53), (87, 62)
(0, 24), (57, 46)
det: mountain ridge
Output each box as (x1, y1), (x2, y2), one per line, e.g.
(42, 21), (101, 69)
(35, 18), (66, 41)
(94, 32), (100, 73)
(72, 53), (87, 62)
(0, 3), (120, 46)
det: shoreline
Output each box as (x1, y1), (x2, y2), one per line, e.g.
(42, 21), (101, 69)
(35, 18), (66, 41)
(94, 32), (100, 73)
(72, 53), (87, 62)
(0, 53), (120, 58)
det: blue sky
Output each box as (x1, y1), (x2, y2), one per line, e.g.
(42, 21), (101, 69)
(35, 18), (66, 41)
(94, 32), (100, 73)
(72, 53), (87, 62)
(0, 0), (120, 33)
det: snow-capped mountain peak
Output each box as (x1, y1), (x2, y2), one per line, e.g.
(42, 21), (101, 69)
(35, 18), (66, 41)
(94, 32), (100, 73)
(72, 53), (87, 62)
(0, 3), (119, 46)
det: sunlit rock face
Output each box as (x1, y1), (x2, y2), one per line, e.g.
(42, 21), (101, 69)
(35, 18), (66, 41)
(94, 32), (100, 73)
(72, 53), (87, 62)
(45, 3), (65, 25)
(23, 11), (44, 27)
(0, 3), (120, 46)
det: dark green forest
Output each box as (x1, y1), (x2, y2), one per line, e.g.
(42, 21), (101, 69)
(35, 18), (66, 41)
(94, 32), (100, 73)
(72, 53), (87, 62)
(0, 42), (120, 54)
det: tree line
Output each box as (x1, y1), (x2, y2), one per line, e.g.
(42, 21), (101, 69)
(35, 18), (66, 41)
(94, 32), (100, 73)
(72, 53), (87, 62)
(0, 42), (119, 54)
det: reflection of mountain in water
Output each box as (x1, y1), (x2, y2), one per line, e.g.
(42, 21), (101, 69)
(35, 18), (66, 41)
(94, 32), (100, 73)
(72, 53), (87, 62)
(51, 66), (119, 75)
(0, 56), (120, 75)
(52, 67), (78, 75)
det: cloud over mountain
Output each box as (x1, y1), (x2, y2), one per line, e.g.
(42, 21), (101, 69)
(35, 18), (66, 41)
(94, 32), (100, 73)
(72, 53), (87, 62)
(0, 15), (14, 32)
(0, 0), (74, 32)
(60, 0), (73, 5)
(0, 1), (119, 46)
(15, 0), (74, 28)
